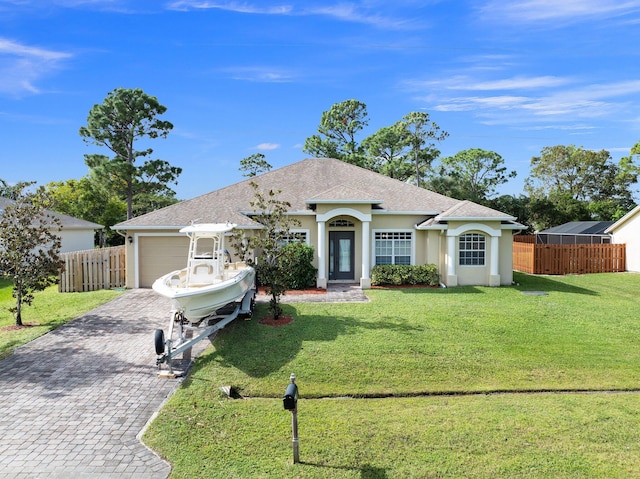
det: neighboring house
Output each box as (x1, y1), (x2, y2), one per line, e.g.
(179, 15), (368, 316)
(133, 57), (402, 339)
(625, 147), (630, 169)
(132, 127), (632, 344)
(606, 205), (640, 273)
(114, 158), (525, 289)
(536, 221), (614, 245)
(0, 197), (102, 253)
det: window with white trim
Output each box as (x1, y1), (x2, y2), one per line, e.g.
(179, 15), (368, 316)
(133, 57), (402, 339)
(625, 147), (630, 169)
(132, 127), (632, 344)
(459, 233), (486, 266)
(374, 231), (412, 265)
(279, 230), (308, 245)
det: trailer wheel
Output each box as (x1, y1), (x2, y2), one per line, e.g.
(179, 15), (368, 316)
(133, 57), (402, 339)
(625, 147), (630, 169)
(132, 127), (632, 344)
(154, 329), (165, 355)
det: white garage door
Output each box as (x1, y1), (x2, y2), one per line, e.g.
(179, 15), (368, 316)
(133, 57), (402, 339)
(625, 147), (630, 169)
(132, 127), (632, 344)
(138, 236), (190, 288)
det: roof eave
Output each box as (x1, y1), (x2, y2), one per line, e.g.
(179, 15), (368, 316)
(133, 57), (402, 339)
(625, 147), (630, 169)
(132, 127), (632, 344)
(415, 224), (447, 231)
(62, 225), (104, 230)
(502, 222), (527, 230)
(374, 210), (441, 215)
(114, 223), (261, 231)
(305, 199), (383, 205)
(438, 215), (517, 222)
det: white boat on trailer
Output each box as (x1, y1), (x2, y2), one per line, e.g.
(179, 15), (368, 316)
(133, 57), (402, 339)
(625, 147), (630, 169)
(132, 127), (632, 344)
(152, 223), (256, 376)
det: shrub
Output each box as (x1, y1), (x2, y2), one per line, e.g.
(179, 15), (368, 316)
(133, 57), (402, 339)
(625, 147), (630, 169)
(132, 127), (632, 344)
(279, 242), (317, 290)
(255, 242), (317, 290)
(371, 264), (439, 287)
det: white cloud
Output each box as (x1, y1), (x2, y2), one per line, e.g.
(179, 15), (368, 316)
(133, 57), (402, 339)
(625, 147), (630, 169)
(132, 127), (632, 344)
(254, 143), (280, 150)
(221, 66), (296, 83)
(166, 1), (293, 14)
(0, 38), (70, 61)
(405, 75), (570, 91)
(411, 70), (640, 128)
(0, 0), (145, 13)
(166, 1), (416, 29)
(307, 4), (415, 29)
(0, 38), (72, 96)
(479, 0), (640, 24)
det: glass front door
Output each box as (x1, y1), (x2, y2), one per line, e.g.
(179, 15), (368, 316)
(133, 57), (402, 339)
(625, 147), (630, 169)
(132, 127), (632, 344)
(329, 231), (355, 280)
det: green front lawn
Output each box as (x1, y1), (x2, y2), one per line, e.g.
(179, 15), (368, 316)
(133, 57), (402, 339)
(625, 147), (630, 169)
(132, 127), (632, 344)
(0, 278), (123, 359)
(145, 272), (640, 478)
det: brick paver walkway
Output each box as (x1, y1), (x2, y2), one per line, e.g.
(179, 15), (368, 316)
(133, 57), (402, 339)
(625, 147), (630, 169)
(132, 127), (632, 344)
(0, 290), (187, 479)
(256, 283), (369, 303)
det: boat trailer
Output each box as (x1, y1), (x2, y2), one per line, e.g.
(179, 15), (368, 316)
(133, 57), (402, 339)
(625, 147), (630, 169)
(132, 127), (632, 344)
(154, 288), (255, 378)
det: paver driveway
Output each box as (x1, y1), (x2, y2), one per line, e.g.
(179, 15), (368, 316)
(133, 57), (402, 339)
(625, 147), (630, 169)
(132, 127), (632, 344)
(0, 289), (194, 479)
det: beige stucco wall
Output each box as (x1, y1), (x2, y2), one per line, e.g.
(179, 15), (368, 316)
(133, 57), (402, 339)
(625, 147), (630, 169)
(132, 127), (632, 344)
(499, 230), (515, 285)
(610, 210), (640, 272)
(290, 214), (318, 265)
(370, 213), (428, 265)
(443, 221), (514, 287)
(122, 214), (517, 289)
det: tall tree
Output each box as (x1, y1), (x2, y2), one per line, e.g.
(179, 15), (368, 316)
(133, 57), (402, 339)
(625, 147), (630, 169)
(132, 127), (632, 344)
(0, 179), (31, 200)
(239, 153), (272, 177)
(399, 111), (448, 187)
(525, 145), (637, 222)
(436, 148), (516, 204)
(0, 185), (63, 326)
(45, 177), (127, 246)
(526, 145), (622, 200)
(303, 99), (369, 167)
(362, 122), (413, 181)
(489, 194), (534, 233)
(614, 140), (640, 206)
(79, 87), (181, 220)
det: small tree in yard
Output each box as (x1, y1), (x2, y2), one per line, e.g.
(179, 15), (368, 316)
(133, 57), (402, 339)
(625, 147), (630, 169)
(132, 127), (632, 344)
(0, 186), (63, 326)
(231, 182), (300, 320)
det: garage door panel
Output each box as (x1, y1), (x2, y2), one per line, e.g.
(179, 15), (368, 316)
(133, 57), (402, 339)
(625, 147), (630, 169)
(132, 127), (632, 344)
(139, 236), (189, 288)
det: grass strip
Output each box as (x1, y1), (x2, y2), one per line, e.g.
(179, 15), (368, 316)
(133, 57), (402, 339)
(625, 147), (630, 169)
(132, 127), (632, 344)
(146, 392), (640, 479)
(0, 278), (123, 359)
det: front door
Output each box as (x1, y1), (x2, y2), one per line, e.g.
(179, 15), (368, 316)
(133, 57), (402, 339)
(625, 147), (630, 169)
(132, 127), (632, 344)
(329, 231), (355, 281)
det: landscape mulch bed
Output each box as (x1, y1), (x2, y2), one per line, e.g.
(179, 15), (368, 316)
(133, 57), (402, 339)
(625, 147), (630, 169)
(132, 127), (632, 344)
(0, 322), (39, 332)
(257, 287), (326, 295)
(258, 315), (293, 327)
(371, 284), (440, 289)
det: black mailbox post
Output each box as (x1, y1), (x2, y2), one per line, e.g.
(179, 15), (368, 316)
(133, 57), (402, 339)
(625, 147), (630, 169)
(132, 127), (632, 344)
(283, 382), (298, 410)
(283, 373), (300, 463)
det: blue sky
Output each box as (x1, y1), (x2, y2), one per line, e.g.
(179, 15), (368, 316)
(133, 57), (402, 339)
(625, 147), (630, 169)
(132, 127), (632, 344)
(2, 0), (640, 200)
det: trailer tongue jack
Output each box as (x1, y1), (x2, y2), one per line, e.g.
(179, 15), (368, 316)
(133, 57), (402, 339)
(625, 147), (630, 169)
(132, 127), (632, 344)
(155, 288), (255, 378)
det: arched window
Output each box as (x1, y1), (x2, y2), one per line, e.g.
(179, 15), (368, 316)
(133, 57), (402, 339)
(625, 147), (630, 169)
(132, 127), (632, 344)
(459, 233), (486, 266)
(329, 219), (354, 227)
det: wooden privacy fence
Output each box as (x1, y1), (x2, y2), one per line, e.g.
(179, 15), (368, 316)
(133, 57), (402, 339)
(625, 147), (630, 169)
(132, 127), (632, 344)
(59, 246), (126, 292)
(513, 235), (536, 243)
(513, 242), (626, 275)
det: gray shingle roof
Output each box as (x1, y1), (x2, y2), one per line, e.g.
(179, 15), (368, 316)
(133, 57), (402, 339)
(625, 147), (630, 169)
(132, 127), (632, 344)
(114, 158), (518, 229)
(438, 200), (514, 220)
(306, 185), (382, 204)
(0, 197), (102, 229)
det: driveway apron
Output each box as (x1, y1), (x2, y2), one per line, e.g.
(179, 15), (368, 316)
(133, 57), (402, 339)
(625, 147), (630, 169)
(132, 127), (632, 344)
(0, 289), (193, 479)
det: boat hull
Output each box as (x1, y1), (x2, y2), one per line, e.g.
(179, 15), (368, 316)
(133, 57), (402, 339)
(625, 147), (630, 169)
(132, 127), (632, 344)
(152, 266), (255, 323)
